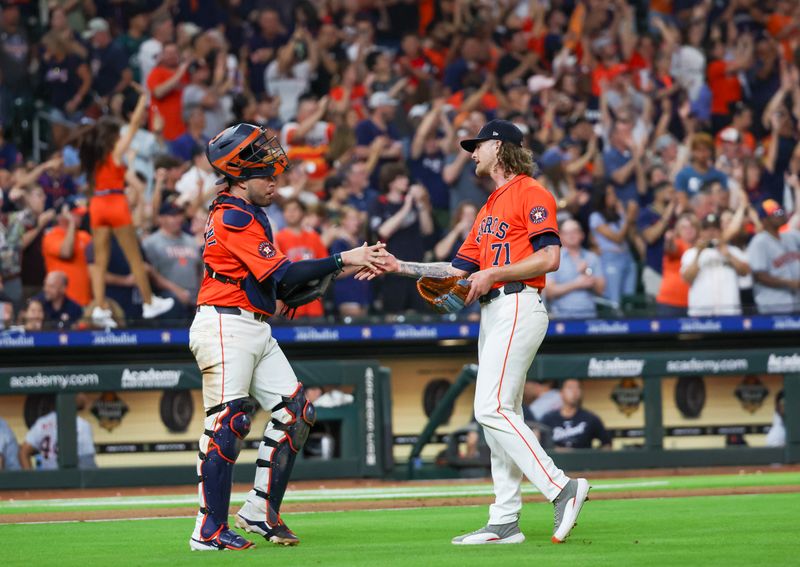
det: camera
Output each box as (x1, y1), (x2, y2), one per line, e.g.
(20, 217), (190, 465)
(707, 239), (719, 248)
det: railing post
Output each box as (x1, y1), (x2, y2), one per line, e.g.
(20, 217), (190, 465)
(56, 393), (78, 469)
(783, 373), (800, 463)
(643, 375), (664, 450)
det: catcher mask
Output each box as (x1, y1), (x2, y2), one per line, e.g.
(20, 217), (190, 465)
(207, 123), (289, 185)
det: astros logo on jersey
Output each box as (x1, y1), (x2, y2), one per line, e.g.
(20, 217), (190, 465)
(259, 241), (276, 258)
(529, 206), (548, 224)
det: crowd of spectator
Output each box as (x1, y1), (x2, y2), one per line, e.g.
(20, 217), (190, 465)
(1, 0), (800, 330)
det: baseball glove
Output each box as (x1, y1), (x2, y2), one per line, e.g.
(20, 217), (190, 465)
(416, 276), (471, 314)
(277, 270), (340, 309)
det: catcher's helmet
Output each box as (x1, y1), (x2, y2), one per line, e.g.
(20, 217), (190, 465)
(206, 123), (289, 185)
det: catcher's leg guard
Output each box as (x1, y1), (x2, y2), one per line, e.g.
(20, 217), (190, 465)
(193, 398), (254, 545)
(236, 385), (315, 545)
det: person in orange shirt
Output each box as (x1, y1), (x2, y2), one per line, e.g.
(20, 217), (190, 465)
(656, 212), (698, 317)
(78, 87), (174, 327)
(146, 42), (190, 141)
(274, 199), (329, 318)
(41, 201), (92, 306)
(766, 0), (800, 62)
(359, 119), (590, 545)
(707, 37), (752, 134)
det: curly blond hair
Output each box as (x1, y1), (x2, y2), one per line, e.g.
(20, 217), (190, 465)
(497, 143), (537, 177)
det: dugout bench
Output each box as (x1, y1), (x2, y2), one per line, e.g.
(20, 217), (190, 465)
(408, 347), (800, 479)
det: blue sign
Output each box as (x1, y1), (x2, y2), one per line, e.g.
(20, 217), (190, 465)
(0, 314), (798, 350)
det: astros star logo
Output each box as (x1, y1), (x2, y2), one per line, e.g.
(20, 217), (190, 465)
(529, 206), (548, 224)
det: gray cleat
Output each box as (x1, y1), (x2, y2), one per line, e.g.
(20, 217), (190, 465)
(552, 478), (591, 543)
(451, 521), (525, 545)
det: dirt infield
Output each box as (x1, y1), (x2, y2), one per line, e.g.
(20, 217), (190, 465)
(2, 465), (800, 525)
(4, 464), (798, 502)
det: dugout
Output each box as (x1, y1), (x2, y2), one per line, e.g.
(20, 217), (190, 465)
(0, 360), (393, 490)
(408, 348), (800, 478)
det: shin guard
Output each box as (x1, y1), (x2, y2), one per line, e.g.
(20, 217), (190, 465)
(251, 385), (316, 526)
(196, 398), (253, 539)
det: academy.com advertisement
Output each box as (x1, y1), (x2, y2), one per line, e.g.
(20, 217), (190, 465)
(1, 364), (202, 393)
(8, 371), (100, 390)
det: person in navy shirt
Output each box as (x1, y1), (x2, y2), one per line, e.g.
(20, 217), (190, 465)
(85, 18), (131, 101)
(674, 133), (728, 200)
(603, 120), (643, 204)
(354, 92), (404, 188)
(169, 106), (209, 163)
(637, 181), (679, 298)
(33, 271), (83, 329)
(329, 206), (372, 318)
(540, 380), (612, 450)
(247, 8), (288, 96)
(368, 162), (434, 313)
(343, 159), (379, 214)
(408, 101), (454, 225)
(0, 127), (21, 170)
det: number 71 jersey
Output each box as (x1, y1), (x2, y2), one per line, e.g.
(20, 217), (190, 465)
(454, 174), (559, 291)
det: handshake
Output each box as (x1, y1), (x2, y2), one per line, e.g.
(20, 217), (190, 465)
(351, 248), (471, 314)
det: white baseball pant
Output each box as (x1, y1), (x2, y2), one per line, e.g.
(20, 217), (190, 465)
(473, 287), (570, 525)
(190, 306), (299, 410)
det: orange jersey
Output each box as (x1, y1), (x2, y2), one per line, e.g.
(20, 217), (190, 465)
(147, 65), (189, 141)
(197, 196), (289, 316)
(707, 60), (742, 116)
(455, 175), (558, 290)
(42, 227), (93, 305)
(275, 228), (328, 317)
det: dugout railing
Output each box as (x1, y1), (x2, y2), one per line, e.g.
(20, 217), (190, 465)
(407, 348), (800, 479)
(0, 360), (393, 490)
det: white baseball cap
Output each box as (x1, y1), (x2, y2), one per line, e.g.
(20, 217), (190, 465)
(527, 74), (556, 94)
(719, 127), (741, 143)
(368, 91), (398, 109)
(408, 103), (429, 119)
(82, 18), (110, 39)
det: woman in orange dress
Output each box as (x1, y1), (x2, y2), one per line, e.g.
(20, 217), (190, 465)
(79, 88), (174, 326)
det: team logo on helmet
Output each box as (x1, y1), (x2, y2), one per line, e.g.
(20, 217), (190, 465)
(529, 206), (548, 224)
(258, 241), (276, 258)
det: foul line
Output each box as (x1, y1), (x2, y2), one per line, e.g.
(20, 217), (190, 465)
(0, 480), (670, 510)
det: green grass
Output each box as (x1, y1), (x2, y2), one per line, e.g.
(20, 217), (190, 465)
(2, 470), (799, 515)
(2, 494), (797, 567)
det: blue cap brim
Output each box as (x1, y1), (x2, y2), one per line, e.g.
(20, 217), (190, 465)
(460, 137), (491, 152)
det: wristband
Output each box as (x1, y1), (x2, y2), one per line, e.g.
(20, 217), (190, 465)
(333, 252), (344, 269)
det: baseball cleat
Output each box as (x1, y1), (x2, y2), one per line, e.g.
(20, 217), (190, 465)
(235, 513), (300, 546)
(189, 526), (255, 551)
(552, 478), (591, 543)
(451, 521), (525, 545)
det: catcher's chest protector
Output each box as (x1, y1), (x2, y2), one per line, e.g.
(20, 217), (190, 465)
(204, 193), (281, 314)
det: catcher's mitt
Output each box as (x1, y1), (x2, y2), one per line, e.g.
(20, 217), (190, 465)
(416, 276), (470, 314)
(277, 270), (340, 309)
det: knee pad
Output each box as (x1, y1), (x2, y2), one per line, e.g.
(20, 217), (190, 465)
(270, 385), (316, 453)
(204, 397), (254, 462)
(197, 397), (254, 536)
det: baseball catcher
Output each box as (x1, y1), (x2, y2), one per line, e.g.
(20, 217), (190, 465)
(188, 123), (386, 551)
